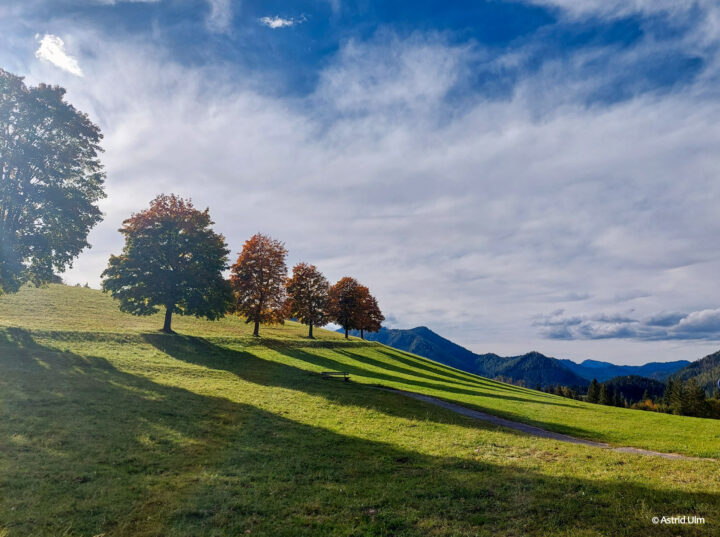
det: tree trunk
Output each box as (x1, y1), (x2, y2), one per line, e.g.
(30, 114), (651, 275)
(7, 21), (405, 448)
(162, 307), (173, 333)
(344, 327), (348, 339)
(360, 329), (364, 340)
(253, 320), (260, 337)
(308, 323), (314, 339)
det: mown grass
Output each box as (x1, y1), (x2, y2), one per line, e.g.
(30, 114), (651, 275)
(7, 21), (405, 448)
(1, 284), (719, 536)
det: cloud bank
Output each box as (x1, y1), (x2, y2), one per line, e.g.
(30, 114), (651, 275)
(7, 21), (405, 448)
(537, 308), (720, 341)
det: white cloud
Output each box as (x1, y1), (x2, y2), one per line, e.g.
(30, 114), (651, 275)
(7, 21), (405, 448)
(258, 16), (305, 29)
(34, 34), (83, 77)
(517, 0), (709, 19)
(316, 33), (469, 113)
(206, 0), (232, 33)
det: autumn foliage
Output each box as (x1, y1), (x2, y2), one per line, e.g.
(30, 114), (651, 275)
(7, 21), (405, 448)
(327, 277), (385, 339)
(103, 201), (382, 337)
(285, 263), (330, 338)
(101, 194), (232, 332)
(231, 233), (288, 336)
(356, 287), (384, 339)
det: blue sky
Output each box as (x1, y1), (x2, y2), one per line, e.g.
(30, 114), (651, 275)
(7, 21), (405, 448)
(3, 0), (720, 364)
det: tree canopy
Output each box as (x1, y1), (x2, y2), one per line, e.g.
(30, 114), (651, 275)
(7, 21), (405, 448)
(231, 233), (288, 337)
(101, 194), (232, 332)
(0, 68), (105, 294)
(355, 286), (384, 339)
(329, 276), (363, 338)
(285, 262), (330, 338)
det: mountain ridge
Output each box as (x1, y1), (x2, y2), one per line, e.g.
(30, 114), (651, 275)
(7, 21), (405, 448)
(346, 326), (692, 388)
(560, 358), (691, 382)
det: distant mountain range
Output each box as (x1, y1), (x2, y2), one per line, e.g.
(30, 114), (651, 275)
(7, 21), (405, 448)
(346, 326), (692, 389)
(559, 358), (690, 383)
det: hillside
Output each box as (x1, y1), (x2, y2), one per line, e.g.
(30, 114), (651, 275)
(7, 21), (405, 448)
(353, 327), (693, 388)
(1, 285), (719, 536)
(351, 327), (588, 388)
(355, 328), (691, 389)
(673, 350), (720, 395)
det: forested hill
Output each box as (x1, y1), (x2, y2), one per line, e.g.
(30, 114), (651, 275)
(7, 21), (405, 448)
(602, 375), (667, 403)
(672, 350), (720, 395)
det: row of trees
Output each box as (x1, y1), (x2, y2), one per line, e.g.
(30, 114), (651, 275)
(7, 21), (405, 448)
(0, 70), (384, 344)
(540, 384), (582, 401)
(0, 69), (382, 338)
(541, 382), (630, 406)
(545, 377), (720, 418)
(586, 379), (627, 407)
(101, 195), (384, 338)
(656, 378), (720, 418)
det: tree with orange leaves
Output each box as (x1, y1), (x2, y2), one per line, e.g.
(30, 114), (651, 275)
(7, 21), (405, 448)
(328, 276), (364, 338)
(356, 287), (384, 339)
(231, 233), (288, 337)
(101, 194), (232, 333)
(286, 263), (330, 339)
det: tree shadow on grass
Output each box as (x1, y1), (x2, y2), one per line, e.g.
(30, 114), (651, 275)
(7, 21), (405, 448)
(358, 345), (488, 386)
(145, 333), (582, 410)
(370, 346), (581, 401)
(290, 345), (582, 410)
(141, 334), (630, 442)
(331, 348), (488, 390)
(282, 343), (489, 391)
(0, 328), (717, 537)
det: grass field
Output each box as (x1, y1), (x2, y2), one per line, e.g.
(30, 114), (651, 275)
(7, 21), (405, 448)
(1, 284), (719, 536)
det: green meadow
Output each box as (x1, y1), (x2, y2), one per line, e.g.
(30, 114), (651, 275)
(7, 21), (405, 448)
(1, 284), (719, 536)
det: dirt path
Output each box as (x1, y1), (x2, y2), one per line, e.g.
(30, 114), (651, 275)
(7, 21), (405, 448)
(382, 387), (713, 462)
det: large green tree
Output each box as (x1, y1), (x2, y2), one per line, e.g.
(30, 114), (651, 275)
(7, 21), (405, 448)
(0, 68), (105, 293)
(101, 194), (232, 333)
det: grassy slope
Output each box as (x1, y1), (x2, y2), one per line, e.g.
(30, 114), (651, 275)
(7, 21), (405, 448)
(0, 285), (719, 537)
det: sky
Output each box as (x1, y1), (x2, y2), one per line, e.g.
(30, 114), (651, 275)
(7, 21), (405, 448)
(3, 0), (720, 365)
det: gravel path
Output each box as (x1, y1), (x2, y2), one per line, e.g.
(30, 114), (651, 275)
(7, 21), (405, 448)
(383, 387), (713, 462)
